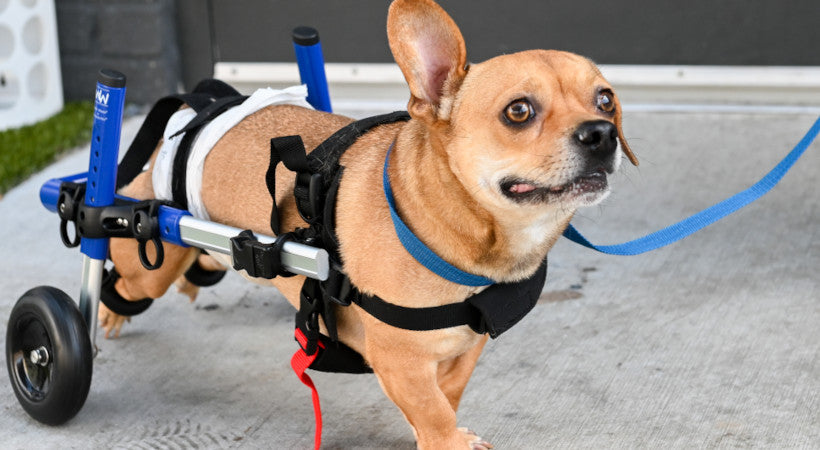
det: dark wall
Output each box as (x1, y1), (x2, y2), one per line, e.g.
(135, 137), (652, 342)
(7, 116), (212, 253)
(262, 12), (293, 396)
(56, 0), (181, 104)
(207, 0), (820, 66)
(55, 1), (820, 103)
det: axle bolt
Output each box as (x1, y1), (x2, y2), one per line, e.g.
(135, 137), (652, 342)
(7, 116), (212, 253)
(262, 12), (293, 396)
(29, 347), (50, 366)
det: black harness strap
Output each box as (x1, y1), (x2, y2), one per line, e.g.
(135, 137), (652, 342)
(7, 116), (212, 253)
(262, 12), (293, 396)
(266, 110), (549, 373)
(296, 278), (372, 374)
(268, 135), (312, 235)
(308, 111), (412, 178)
(351, 258), (547, 339)
(116, 79), (242, 190)
(268, 112), (411, 235)
(352, 294), (483, 333)
(170, 94), (247, 209)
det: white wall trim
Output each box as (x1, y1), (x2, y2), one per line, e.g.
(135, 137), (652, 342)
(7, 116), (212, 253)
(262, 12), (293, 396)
(214, 62), (820, 110)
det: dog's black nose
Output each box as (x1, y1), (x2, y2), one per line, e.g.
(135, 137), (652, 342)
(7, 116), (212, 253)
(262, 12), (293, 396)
(573, 120), (618, 155)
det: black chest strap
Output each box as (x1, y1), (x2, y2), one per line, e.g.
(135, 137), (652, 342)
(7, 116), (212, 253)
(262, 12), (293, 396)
(353, 258), (547, 339)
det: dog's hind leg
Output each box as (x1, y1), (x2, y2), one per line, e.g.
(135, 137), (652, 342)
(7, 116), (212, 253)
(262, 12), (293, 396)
(99, 170), (200, 338)
(174, 253), (227, 302)
(101, 237), (199, 338)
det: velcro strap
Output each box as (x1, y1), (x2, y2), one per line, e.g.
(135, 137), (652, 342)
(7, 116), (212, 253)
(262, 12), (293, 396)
(100, 268), (154, 317)
(170, 95), (248, 209)
(183, 255), (227, 287)
(308, 111), (411, 178)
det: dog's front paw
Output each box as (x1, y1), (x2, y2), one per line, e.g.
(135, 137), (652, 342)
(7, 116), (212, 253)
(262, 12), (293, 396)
(98, 302), (130, 339)
(458, 428), (493, 449)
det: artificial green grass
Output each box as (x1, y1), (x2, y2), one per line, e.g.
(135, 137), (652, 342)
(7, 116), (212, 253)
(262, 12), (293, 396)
(0, 101), (94, 194)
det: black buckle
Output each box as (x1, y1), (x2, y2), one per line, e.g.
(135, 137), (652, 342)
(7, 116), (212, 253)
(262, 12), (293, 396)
(230, 230), (294, 279)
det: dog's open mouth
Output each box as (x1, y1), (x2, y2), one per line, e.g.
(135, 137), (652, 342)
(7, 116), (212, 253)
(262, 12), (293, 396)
(500, 170), (609, 203)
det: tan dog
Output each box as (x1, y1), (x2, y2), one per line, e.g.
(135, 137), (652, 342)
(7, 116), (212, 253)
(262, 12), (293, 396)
(102, 0), (636, 447)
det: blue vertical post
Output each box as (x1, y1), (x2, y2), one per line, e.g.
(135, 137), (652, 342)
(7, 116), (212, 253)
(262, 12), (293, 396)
(79, 69), (126, 347)
(81, 69), (127, 260)
(292, 26), (333, 113)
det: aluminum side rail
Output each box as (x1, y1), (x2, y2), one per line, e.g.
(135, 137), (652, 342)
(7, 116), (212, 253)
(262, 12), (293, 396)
(154, 205), (329, 281)
(41, 180), (329, 281)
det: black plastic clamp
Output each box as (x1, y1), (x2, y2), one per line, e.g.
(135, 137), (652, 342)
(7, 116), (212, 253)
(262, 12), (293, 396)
(230, 230), (295, 279)
(56, 181), (170, 270)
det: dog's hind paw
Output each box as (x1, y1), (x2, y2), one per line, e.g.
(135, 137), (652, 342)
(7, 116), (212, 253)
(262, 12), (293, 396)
(174, 277), (200, 303)
(98, 302), (130, 339)
(458, 427), (494, 449)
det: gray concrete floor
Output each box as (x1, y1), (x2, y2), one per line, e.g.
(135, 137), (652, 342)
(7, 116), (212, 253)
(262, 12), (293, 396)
(0, 109), (818, 449)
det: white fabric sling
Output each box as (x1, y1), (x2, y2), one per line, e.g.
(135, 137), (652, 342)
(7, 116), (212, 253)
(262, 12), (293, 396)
(152, 85), (313, 219)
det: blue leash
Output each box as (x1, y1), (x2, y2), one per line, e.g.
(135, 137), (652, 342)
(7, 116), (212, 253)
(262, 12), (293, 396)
(383, 116), (819, 283)
(562, 115), (820, 255)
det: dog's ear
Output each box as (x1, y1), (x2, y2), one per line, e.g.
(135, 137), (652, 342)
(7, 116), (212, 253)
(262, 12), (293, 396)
(613, 92), (638, 166)
(387, 0), (467, 122)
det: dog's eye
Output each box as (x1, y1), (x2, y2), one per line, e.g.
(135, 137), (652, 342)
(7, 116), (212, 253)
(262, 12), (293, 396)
(596, 91), (616, 114)
(504, 99), (534, 124)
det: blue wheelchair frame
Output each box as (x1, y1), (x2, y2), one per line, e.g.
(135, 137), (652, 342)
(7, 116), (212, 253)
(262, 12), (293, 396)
(6, 27), (333, 426)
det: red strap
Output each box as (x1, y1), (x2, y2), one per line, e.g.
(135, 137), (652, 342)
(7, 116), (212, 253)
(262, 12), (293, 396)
(291, 329), (325, 450)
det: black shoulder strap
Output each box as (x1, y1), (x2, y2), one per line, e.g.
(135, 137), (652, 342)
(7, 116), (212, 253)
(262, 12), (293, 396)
(307, 111), (411, 178)
(115, 79), (242, 190)
(267, 111), (411, 234)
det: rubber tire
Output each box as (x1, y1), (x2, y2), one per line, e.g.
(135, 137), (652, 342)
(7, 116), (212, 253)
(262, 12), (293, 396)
(6, 286), (93, 425)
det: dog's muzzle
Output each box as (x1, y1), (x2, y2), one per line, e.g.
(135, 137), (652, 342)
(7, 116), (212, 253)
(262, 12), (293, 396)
(574, 120), (618, 167)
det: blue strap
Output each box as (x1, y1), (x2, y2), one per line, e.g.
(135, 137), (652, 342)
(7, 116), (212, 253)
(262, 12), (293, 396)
(563, 115), (820, 255)
(383, 145), (495, 286)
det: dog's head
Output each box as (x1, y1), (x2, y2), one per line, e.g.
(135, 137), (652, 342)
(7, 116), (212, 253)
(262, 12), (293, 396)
(388, 0), (636, 217)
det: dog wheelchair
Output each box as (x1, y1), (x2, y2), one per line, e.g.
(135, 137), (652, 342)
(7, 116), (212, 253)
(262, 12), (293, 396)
(5, 28), (334, 425)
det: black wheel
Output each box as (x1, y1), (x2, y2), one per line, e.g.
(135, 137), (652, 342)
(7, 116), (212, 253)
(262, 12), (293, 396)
(6, 286), (93, 425)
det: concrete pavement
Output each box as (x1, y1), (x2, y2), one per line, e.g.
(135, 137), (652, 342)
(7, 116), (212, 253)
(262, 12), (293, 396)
(0, 109), (818, 449)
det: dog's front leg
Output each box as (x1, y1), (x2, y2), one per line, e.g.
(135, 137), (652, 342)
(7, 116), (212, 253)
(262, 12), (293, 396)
(367, 335), (492, 449)
(437, 334), (489, 413)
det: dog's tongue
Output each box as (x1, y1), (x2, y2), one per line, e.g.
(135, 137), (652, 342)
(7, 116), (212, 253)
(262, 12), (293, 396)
(509, 183), (537, 194)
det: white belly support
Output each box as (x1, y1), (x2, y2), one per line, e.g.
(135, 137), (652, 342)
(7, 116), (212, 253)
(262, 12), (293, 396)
(152, 85), (313, 219)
